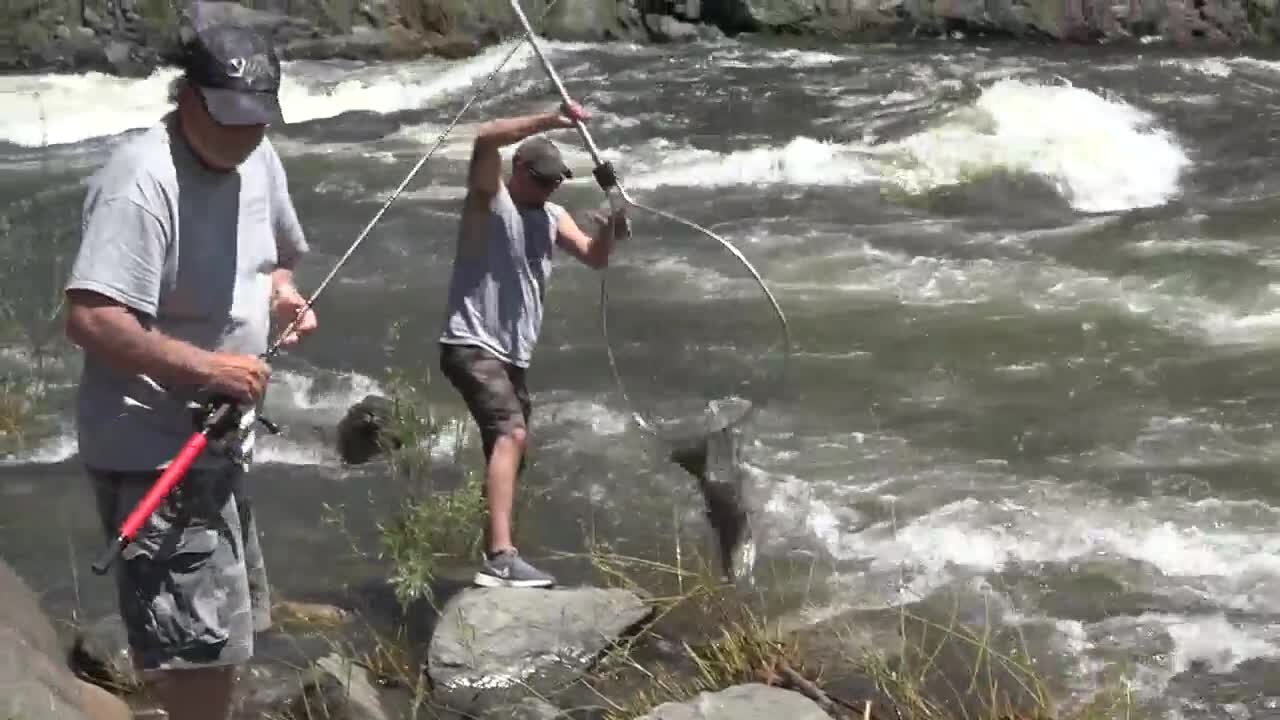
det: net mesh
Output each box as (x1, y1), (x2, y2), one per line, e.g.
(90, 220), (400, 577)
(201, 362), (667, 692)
(598, 198), (789, 446)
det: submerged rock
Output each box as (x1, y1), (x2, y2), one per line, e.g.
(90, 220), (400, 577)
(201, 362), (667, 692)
(427, 586), (651, 715)
(234, 651), (391, 720)
(634, 683), (830, 720)
(273, 600), (353, 628)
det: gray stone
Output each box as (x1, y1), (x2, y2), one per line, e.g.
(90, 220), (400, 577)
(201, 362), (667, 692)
(427, 587), (651, 715)
(102, 39), (147, 76)
(635, 683), (830, 720)
(0, 557), (132, 720)
(69, 615), (140, 695)
(0, 558), (87, 720)
(543, 0), (650, 41)
(479, 697), (565, 719)
(283, 29), (417, 61)
(82, 7), (107, 31)
(646, 14), (704, 41)
(183, 0), (288, 34)
(234, 651), (390, 720)
(336, 394), (401, 465)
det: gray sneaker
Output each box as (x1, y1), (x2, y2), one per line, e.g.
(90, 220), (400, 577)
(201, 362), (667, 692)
(473, 549), (556, 588)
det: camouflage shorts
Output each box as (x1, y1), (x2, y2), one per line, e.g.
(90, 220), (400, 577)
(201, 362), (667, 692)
(90, 463), (271, 671)
(439, 342), (532, 462)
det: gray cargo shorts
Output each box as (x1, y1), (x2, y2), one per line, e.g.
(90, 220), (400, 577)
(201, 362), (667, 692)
(90, 463), (271, 671)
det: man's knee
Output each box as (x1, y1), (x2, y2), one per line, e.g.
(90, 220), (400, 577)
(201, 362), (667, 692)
(498, 426), (528, 450)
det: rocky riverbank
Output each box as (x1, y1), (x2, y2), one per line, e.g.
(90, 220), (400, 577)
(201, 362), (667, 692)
(4, 535), (1087, 720)
(0, 0), (712, 77)
(4, 0), (1280, 79)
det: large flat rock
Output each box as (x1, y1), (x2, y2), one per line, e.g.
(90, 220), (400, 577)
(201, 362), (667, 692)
(635, 683), (831, 720)
(1, 557), (130, 720)
(427, 586), (650, 714)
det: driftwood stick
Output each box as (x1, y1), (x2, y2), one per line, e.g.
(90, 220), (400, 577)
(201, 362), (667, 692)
(775, 661), (867, 718)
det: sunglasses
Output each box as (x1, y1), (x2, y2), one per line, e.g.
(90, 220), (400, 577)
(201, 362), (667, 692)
(526, 165), (563, 190)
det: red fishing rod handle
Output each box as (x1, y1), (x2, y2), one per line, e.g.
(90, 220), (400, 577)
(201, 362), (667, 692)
(91, 430), (210, 575)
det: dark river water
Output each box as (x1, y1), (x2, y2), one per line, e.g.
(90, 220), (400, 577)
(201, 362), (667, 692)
(3, 35), (1280, 718)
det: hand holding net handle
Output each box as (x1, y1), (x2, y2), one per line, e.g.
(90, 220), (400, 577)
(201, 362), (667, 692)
(508, 0), (631, 211)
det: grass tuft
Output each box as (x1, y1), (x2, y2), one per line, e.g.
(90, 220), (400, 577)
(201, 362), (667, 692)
(371, 366), (487, 608)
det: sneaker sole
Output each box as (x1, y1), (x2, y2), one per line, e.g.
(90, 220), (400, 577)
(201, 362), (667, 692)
(472, 572), (555, 589)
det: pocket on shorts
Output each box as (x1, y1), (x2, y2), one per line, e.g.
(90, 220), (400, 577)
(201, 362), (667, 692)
(120, 496), (219, 567)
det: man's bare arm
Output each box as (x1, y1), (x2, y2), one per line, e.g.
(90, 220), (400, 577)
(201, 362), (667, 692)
(555, 209), (620, 270)
(65, 289), (267, 401)
(66, 289), (212, 387)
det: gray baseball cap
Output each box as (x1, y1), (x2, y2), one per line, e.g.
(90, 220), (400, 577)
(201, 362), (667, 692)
(514, 137), (573, 181)
(180, 1), (283, 126)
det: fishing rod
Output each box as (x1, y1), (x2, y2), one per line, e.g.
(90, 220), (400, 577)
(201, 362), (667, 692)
(90, 11), (561, 576)
(506, 0), (792, 438)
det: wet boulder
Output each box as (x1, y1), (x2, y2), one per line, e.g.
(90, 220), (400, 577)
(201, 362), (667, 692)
(634, 683), (830, 720)
(0, 558), (131, 720)
(234, 651), (391, 720)
(427, 586), (651, 715)
(336, 393), (402, 465)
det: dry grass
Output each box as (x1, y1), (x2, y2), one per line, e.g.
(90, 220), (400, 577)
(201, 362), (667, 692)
(0, 379), (29, 439)
(259, 506), (1148, 720)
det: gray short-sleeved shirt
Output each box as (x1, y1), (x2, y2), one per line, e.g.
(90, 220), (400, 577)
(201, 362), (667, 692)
(65, 113), (308, 471)
(438, 183), (565, 368)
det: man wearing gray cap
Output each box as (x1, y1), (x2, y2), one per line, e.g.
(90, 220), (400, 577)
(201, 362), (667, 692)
(62, 3), (315, 718)
(439, 102), (628, 589)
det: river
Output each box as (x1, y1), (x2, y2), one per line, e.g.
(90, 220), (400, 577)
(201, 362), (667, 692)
(3, 34), (1280, 718)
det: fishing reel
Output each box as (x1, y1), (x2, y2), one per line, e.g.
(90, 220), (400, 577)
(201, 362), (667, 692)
(592, 161), (632, 240)
(188, 395), (281, 466)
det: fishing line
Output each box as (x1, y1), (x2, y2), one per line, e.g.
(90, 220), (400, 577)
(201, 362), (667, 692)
(506, 0), (792, 440)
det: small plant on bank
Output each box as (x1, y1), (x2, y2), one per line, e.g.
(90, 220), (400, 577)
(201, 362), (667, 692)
(0, 91), (78, 453)
(373, 359), (486, 609)
(0, 377), (31, 440)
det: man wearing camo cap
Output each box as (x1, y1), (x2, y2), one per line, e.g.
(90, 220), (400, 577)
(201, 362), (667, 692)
(63, 3), (315, 718)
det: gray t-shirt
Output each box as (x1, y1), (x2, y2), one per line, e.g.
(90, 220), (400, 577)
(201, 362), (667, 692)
(439, 183), (565, 368)
(65, 113), (308, 471)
